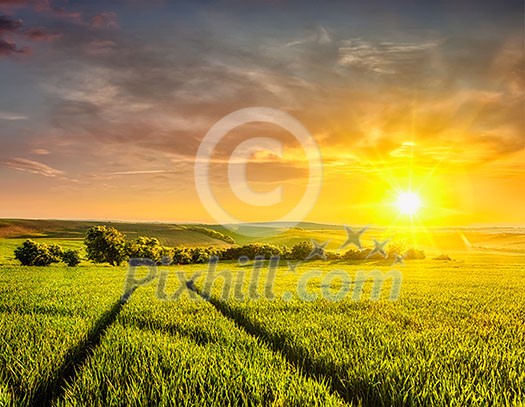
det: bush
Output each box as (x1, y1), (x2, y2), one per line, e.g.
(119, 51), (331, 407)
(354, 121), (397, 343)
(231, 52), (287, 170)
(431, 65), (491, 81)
(190, 246), (214, 264)
(84, 226), (126, 266)
(387, 240), (407, 259)
(14, 239), (62, 266)
(325, 250), (341, 261)
(172, 247), (193, 265)
(433, 253), (451, 261)
(221, 244), (283, 260)
(342, 248), (369, 260)
(290, 241), (312, 260)
(61, 249), (81, 267)
(405, 248), (426, 260)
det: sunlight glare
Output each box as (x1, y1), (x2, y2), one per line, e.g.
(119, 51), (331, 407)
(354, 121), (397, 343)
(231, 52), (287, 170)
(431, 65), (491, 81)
(396, 192), (422, 215)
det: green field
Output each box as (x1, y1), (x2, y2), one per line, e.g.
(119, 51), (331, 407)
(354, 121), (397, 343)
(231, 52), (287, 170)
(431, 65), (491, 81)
(0, 220), (524, 406)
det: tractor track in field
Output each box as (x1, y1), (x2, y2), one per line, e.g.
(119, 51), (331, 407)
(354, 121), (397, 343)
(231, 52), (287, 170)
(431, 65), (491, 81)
(186, 284), (356, 406)
(28, 299), (125, 406)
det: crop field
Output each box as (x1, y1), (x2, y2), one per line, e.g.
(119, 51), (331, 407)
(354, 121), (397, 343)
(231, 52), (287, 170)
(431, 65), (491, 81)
(0, 235), (524, 406)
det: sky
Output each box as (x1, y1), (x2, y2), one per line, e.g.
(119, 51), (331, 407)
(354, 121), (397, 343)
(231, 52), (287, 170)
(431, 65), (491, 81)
(0, 0), (523, 226)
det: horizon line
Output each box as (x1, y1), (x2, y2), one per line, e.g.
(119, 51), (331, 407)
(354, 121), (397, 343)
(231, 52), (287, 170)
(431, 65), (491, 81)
(0, 217), (524, 229)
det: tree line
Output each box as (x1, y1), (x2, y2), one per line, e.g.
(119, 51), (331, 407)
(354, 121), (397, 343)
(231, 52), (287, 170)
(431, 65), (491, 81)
(13, 225), (425, 266)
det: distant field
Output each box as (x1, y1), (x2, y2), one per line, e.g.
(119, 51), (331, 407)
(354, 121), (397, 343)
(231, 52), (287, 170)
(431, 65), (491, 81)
(1, 218), (524, 255)
(0, 250), (524, 405)
(0, 219), (232, 251)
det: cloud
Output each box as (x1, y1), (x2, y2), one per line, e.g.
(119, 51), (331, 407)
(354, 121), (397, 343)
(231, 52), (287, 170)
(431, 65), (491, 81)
(0, 0), (80, 20)
(0, 13), (59, 56)
(107, 170), (174, 175)
(0, 38), (27, 54)
(90, 12), (119, 29)
(0, 14), (27, 55)
(338, 38), (439, 73)
(34, 0), (81, 21)
(0, 14), (22, 33)
(286, 25), (331, 47)
(0, 1), (82, 57)
(84, 39), (116, 56)
(23, 27), (60, 41)
(0, 0), (28, 5)
(31, 148), (50, 155)
(2, 157), (63, 177)
(0, 111), (28, 120)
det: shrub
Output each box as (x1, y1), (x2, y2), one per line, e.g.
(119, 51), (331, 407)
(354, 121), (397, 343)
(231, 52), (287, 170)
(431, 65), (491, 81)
(84, 226), (126, 266)
(221, 244), (283, 260)
(61, 249), (81, 267)
(433, 253), (452, 261)
(342, 248), (368, 260)
(190, 246), (214, 264)
(405, 248), (426, 260)
(325, 250), (341, 261)
(172, 247), (193, 265)
(14, 239), (62, 266)
(290, 241), (312, 260)
(387, 240), (407, 259)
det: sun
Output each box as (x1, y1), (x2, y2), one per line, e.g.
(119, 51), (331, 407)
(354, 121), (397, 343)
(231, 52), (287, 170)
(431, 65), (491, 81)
(396, 192), (422, 216)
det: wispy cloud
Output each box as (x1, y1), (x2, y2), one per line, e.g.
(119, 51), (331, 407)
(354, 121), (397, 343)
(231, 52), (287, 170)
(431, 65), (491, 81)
(0, 111), (28, 120)
(31, 148), (50, 155)
(107, 170), (174, 175)
(286, 25), (331, 47)
(338, 39), (440, 73)
(3, 157), (63, 177)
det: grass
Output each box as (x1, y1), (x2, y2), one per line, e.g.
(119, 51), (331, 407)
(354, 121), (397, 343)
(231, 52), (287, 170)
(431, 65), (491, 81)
(196, 257), (525, 405)
(0, 223), (524, 406)
(57, 290), (342, 406)
(0, 265), (124, 406)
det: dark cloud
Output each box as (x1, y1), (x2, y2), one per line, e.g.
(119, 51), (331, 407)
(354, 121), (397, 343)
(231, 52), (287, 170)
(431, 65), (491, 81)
(0, 37), (26, 54)
(0, 14), (22, 32)
(0, 14), (26, 55)
(0, 0), (82, 57)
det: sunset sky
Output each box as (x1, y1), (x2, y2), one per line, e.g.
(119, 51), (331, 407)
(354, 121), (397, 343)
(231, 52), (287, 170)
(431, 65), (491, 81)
(0, 0), (523, 226)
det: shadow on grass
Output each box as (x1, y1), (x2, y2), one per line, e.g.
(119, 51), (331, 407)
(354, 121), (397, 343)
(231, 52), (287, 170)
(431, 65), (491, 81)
(121, 317), (221, 347)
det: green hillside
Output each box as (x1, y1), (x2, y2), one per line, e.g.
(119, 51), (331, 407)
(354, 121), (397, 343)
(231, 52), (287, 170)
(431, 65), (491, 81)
(0, 219), (231, 248)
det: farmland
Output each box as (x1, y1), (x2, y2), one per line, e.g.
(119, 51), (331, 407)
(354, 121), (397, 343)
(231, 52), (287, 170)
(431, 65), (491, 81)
(0, 220), (524, 406)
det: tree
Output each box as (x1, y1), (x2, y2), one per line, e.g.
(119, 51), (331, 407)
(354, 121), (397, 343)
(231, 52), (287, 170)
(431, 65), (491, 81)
(61, 249), (81, 267)
(126, 236), (163, 263)
(172, 246), (193, 264)
(290, 241), (312, 260)
(84, 226), (126, 266)
(386, 240), (407, 259)
(14, 239), (62, 266)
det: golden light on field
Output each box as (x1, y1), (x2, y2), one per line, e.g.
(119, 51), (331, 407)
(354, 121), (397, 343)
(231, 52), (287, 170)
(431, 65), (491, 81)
(396, 192), (422, 216)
